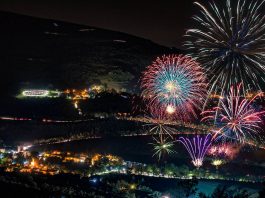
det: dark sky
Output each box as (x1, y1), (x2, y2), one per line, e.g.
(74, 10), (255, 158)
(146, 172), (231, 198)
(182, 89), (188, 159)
(0, 0), (201, 47)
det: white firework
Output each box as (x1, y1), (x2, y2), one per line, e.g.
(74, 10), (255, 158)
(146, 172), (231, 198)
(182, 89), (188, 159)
(185, 0), (265, 98)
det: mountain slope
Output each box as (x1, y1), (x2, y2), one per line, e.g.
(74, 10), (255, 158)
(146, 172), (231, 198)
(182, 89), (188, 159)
(0, 11), (179, 94)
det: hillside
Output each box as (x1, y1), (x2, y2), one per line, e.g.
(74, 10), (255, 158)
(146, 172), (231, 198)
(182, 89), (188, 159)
(0, 11), (179, 95)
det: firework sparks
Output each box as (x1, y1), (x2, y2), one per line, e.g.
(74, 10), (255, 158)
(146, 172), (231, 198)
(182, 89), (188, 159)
(144, 107), (176, 138)
(208, 143), (240, 160)
(202, 84), (265, 144)
(185, 0), (265, 98)
(141, 55), (207, 121)
(178, 134), (212, 168)
(211, 159), (224, 169)
(150, 135), (175, 161)
(147, 123), (175, 139)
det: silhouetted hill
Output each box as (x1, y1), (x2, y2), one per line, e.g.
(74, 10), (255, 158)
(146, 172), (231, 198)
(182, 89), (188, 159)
(0, 11), (180, 95)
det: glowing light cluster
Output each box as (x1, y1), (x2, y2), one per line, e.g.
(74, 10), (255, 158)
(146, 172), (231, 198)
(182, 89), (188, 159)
(141, 54), (207, 120)
(185, 0), (265, 97)
(21, 89), (61, 98)
(22, 90), (49, 97)
(178, 134), (212, 168)
(202, 84), (265, 144)
(211, 159), (224, 168)
(208, 144), (240, 159)
(209, 145), (230, 157)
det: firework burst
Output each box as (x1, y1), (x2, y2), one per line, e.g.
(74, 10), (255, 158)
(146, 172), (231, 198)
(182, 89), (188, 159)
(211, 159), (225, 169)
(144, 106), (176, 138)
(208, 143), (240, 160)
(146, 122), (175, 139)
(178, 134), (212, 168)
(185, 0), (265, 97)
(141, 55), (207, 121)
(150, 135), (176, 161)
(202, 84), (265, 144)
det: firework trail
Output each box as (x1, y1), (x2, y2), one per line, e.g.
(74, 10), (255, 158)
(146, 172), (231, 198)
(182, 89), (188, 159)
(202, 84), (265, 144)
(141, 54), (207, 121)
(178, 134), (212, 168)
(185, 0), (265, 98)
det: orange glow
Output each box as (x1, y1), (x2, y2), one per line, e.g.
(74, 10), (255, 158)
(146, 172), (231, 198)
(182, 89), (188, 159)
(30, 159), (36, 167)
(91, 154), (102, 165)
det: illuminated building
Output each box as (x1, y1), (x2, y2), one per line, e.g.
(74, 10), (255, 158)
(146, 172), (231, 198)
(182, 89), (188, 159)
(91, 154), (101, 166)
(64, 89), (89, 100)
(21, 89), (61, 98)
(246, 92), (265, 100)
(210, 94), (224, 99)
(63, 156), (86, 163)
(22, 90), (49, 97)
(90, 85), (104, 93)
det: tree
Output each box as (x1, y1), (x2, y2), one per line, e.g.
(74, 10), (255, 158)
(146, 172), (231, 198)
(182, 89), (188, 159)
(211, 186), (230, 198)
(259, 182), (265, 198)
(148, 191), (162, 198)
(164, 163), (177, 177)
(198, 192), (209, 198)
(199, 186), (251, 198)
(175, 176), (198, 197)
(179, 165), (190, 176)
(233, 190), (249, 198)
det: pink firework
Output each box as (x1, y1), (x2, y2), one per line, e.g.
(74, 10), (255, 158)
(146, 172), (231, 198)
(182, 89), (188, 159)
(208, 144), (240, 160)
(202, 84), (265, 144)
(141, 55), (207, 121)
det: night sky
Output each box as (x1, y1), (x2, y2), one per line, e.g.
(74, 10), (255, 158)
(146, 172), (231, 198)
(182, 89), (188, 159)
(0, 0), (204, 47)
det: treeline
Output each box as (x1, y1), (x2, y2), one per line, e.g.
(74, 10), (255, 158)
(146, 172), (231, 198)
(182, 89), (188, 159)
(0, 170), (264, 198)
